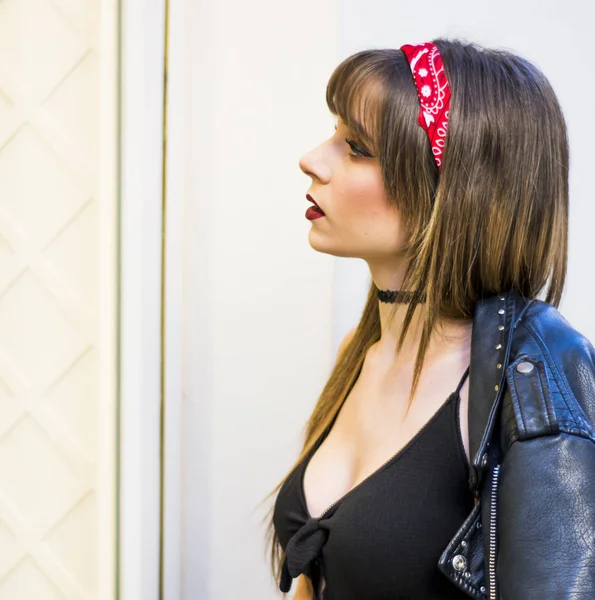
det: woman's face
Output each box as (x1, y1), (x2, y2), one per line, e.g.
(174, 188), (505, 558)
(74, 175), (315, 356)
(298, 116), (408, 260)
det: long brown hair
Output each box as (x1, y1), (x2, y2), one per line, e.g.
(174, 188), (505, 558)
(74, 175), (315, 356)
(261, 37), (569, 595)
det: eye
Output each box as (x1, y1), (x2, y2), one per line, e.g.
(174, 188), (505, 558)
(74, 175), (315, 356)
(345, 138), (371, 158)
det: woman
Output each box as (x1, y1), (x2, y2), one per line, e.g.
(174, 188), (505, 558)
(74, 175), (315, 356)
(262, 38), (595, 599)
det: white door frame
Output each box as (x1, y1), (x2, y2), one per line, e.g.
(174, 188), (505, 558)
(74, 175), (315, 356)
(119, 0), (166, 598)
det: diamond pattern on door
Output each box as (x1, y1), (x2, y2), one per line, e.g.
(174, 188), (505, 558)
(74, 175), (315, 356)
(0, 417), (83, 531)
(0, 0), (88, 100)
(0, 0), (114, 597)
(0, 557), (66, 600)
(0, 125), (89, 246)
(0, 271), (89, 388)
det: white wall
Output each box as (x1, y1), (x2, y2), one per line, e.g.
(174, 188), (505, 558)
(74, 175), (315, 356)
(180, 1), (339, 599)
(176, 2), (595, 599)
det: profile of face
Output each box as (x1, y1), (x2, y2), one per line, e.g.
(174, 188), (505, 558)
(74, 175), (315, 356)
(298, 116), (409, 261)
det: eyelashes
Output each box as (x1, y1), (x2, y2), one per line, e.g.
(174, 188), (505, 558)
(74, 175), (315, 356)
(334, 123), (373, 158)
(345, 138), (372, 158)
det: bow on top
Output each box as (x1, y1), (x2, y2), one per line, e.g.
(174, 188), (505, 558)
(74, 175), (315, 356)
(279, 505), (339, 594)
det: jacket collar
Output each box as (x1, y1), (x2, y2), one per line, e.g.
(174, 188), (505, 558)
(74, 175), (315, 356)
(467, 288), (533, 494)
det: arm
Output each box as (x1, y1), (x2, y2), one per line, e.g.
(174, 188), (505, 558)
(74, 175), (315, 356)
(293, 574), (314, 600)
(290, 331), (354, 600)
(496, 433), (595, 598)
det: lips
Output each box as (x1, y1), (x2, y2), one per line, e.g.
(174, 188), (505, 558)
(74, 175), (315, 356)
(306, 194), (325, 215)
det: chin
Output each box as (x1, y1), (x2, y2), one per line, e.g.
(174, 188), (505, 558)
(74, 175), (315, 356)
(307, 232), (358, 258)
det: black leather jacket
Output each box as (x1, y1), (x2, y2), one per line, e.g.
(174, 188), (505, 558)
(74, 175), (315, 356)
(437, 288), (595, 599)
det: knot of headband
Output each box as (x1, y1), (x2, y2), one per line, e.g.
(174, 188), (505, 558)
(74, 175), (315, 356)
(400, 42), (451, 170)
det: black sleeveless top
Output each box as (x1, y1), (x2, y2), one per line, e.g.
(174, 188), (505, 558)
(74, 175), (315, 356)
(273, 365), (473, 599)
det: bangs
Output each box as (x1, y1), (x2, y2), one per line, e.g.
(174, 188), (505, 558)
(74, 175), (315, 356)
(325, 51), (392, 157)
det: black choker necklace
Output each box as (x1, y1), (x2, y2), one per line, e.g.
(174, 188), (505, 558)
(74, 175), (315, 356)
(377, 289), (426, 304)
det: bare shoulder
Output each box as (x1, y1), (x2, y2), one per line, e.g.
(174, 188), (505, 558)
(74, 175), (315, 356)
(336, 327), (357, 361)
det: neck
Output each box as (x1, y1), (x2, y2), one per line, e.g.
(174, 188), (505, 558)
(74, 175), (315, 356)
(367, 258), (472, 364)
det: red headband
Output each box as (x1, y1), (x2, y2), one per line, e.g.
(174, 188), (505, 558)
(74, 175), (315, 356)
(400, 42), (451, 170)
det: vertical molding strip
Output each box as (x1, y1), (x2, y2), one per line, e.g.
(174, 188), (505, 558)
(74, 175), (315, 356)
(159, 0), (170, 597)
(162, 0), (186, 596)
(119, 0), (165, 597)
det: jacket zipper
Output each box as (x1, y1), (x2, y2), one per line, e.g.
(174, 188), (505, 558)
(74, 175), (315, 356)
(489, 464), (501, 600)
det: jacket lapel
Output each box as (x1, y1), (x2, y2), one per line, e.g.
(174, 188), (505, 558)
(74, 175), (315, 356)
(467, 289), (532, 495)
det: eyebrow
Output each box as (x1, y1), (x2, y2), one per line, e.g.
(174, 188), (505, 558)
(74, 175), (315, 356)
(336, 119), (370, 139)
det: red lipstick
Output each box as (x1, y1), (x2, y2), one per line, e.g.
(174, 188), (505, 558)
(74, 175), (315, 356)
(306, 194), (325, 220)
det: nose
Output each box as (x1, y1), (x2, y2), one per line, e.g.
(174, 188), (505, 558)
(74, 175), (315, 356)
(298, 148), (314, 177)
(298, 144), (331, 183)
